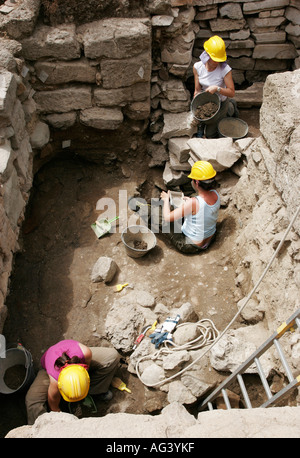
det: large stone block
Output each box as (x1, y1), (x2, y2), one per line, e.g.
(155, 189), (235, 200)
(252, 32), (286, 44)
(227, 39), (255, 50)
(0, 38), (21, 73)
(209, 18), (246, 32)
(210, 323), (273, 375)
(0, 70), (17, 125)
(0, 0), (40, 40)
(285, 6), (300, 26)
(34, 87), (92, 114)
(243, 0), (289, 14)
(30, 121), (50, 149)
(161, 112), (196, 139)
(101, 52), (151, 89)
(123, 100), (151, 120)
(260, 69), (300, 161)
(34, 59), (97, 85)
(227, 56), (255, 70)
(247, 16), (286, 33)
(161, 47), (193, 66)
(252, 43), (297, 60)
(286, 23), (300, 37)
(219, 2), (243, 19)
(254, 59), (288, 71)
(160, 79), (191, 102)
(42, 112), (77, 130)
(168, 137), (191, 163)
(234, 82), (264, 107)
(80, 107), (123, 130)
(3, 166), (26, 229)
(160, 98), (190, 113)
(77, 18), (151, 60)
(91, 256), (117, 283)
(94, 83), (149, 107)
(163, 161), (189, 186)
(10, 99), (27, 149)
(187, 137), (241, 172)
(13, 137), (34, 192)
(21, 24), (81, 60)
(0, 139), (13, 182)
(260, 69), (300, 229)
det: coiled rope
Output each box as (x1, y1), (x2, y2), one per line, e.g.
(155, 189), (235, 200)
(136, 204), (300, 388)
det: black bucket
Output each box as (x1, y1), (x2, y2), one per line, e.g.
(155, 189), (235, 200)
(191, 92), (221, 123)
(121, 225), (157, 258)
(218, 117), (248, 140)
(0, 344), (35, 394)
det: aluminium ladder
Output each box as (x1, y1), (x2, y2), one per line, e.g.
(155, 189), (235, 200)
(199, 308), (300, 411)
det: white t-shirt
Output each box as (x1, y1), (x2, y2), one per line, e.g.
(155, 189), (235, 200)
(194, 61), (232, 102)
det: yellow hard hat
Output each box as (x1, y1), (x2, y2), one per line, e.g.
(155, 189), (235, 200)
(58, 364), (90, 402)
(204, 36), (227, 62)
(188, 161), (217, 181)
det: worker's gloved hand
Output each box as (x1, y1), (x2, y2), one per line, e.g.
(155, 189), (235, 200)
(150, 331), (173, 349)
(149, 315), (180, 348)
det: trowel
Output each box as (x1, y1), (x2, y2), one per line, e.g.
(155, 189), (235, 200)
(115, 283), (130, 292)
(91, 216), (119, 239)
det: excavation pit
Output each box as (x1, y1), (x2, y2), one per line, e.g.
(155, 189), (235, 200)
(1, 146), (238, 434)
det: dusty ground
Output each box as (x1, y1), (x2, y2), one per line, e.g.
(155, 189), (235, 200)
(0, 109), (260, 437)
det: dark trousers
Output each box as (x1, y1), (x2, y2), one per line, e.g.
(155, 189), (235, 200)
(25, 347), (120, 425)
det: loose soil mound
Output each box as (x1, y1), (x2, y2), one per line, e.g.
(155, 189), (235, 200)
(195, 102), (219, 120)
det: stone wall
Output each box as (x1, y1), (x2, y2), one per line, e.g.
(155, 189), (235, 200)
(21, 19), (152, 129)
(0, 68), (35, 331)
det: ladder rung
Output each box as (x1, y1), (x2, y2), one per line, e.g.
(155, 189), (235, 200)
(273, 338), (294, 383)
(254, 357), (272, 400)
(221, 389), (231, 409)
(260, 376), (300, 408)
(237, 374), (252, 409)
(198, 309), (300, 412)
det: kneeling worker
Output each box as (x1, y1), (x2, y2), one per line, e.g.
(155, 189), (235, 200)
(25, 339), (120, 425)
(160, 161), (220, 254)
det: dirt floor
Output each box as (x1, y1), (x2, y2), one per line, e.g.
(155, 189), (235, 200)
(0, 109), (260, 437)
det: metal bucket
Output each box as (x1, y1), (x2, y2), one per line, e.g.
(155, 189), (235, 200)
(121, 225), (156, 258)
(218, 117), (248, 140)
(191, 92), (221, 123)
(0, 344), (35, 394)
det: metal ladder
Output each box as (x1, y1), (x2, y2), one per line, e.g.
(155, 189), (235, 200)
(198, 308), (300, 411)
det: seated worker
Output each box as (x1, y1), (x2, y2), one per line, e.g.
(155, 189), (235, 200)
(160, 161), (220, 254)
(25, 339), (120, 425)
(193, 35), (237, 138)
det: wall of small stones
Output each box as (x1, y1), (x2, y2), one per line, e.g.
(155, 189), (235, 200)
(0, 0), (300, 334)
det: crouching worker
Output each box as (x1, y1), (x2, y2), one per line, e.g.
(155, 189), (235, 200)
(25, 339), (120, 425)
(160, 161), (220, 254)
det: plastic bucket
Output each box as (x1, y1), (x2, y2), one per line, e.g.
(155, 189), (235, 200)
(0, 344), (35, 394)
(191, 92), (221, 123)
(218, 117), (248, 140)
(121, 225), (156, 258)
